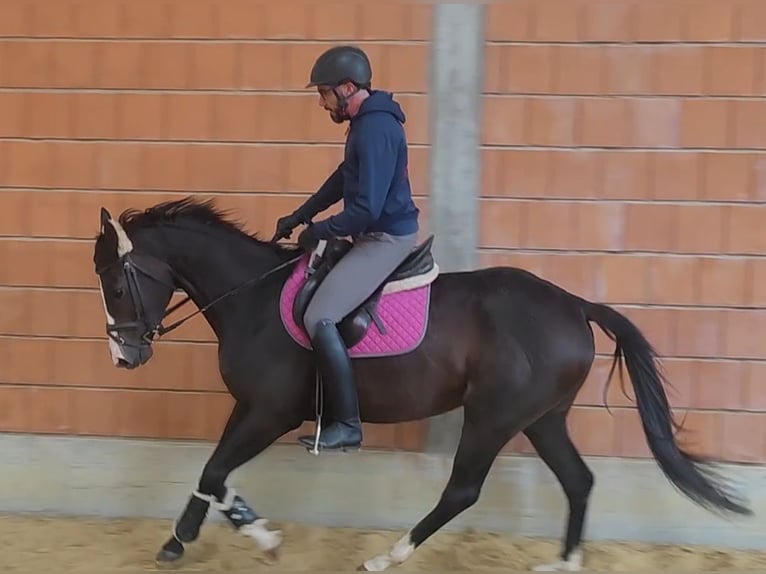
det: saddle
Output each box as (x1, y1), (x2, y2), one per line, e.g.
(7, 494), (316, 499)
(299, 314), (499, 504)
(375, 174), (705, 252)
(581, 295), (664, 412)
(292, 235), (437, 348)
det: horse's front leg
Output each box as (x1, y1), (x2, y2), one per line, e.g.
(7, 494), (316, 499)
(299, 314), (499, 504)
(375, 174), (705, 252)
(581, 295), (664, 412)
(156, 400), (300, 564)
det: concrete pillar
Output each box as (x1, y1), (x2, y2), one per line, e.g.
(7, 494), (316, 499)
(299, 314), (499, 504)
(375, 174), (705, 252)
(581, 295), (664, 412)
(423, 3), (485, 455)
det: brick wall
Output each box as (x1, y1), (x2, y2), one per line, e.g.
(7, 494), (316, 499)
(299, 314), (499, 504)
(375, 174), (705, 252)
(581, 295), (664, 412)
(485, 0), (766, 463)
(0, 0), (431, 450)
(1, 0), (764, 464)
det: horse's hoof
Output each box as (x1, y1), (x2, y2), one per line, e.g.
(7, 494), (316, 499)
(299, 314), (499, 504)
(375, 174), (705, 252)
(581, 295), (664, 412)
(264, 545), (281, 561)
(356, 564), (369, 572)
(155, 548), (184, 565)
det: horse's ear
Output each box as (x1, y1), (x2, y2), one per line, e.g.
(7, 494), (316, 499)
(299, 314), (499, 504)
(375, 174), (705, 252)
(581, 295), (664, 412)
(100, 207), (111, 232)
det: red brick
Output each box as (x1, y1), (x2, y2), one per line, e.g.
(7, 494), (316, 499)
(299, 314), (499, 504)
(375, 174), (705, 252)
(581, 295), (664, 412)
(95, 41), (144, 89)
(680, 99), (731, 148)
(0, 92), (26, 137)
(705, 47), (759, 96)
(141, 144), (189, 190)
(27, 0), (74, 37)
(578, 98), (630, 147)
(732, 100), (766, 149)
(567, 406), (618, 457)
(744, 362), (766, 411)
(496, 150), (552, 198)
(693, 360), (746, 411)
(71, 93), (118, 139)
(532, 0), (584, 41)
(634, 1), (685, 41)
(748, 258), (766, 307)
(186, 145), (241, 192)
(72, 0), (122, 37)
(735, 0), (766, 42)
(629, 98), (682, 147)
(554, 46), (604, 95)
(482, 96), (527, 146)
(652, 46), (705, 95)
(522, 200), (575, 249)
(406, 3), (432, 41)
(23, 92), (73, 139)
(383, 44), (429, 93)
(3, 141), (53, 188)
(359, 2), (408, 40)
(548, 150), (602, 199)
(50, 142), (98, 189)
(676, 205), (726, 254)
(674, 308), (725, 358)
(215, 0), (263, 38)
(696, 257), (749, 306)
(0, 1), (31, 36)
(601, 151), (650, 200)
(649, 151), (701, 201)
(613, 408), (652, 458)
(115, 93), (163, 140)
(701, 152), (757, 202)
(723, 309), (766, 360)
(95, 143), (144, 190)
(283, 145), (342, 194)
(581, 0), (634, 42)
(1, 41), (53, 88)
(119, 0), (169, 37)
(676, 411), (723, 461)
(685, 0), (736, 41)
(624, 203), (678, 252)
(141, 42), (192, 89)
(595, 253), (649, 304)
(603, 46), (653, 95)
(260, 1), (312, 39)
(310, 1), (359, 40)
(165, 0), (217, 38)
(720, 412), (766, 463)
(502, 46), (555, 94)
(188, 42), (239, 89)
(724, 205), (766, 254)
(49, 40), (99, 88)
(162, 94), (213, 141)
(485, 0), (533, 41)
(478, 199), (524, 249)
(645, 255), (698, 306)
(484, 45), (503, 93)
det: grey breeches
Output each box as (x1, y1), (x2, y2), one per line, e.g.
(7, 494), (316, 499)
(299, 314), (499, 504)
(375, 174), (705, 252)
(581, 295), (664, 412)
(303, 231), (419, 339)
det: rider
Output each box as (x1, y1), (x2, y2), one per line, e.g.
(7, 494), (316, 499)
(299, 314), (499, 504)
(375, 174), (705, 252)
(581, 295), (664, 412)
(273, 45), (420, 451)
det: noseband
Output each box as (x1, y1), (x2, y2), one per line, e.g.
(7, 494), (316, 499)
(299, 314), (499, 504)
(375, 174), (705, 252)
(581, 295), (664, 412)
(96, 249), (304, 347)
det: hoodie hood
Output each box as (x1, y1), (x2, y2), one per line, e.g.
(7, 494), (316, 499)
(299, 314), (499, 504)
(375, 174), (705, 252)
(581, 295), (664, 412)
(353, 90), (406, 124)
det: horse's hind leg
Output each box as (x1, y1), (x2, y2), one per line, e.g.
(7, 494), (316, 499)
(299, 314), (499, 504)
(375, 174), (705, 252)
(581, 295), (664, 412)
(524, 409), (594, 572)
(358, 361), (549, 573)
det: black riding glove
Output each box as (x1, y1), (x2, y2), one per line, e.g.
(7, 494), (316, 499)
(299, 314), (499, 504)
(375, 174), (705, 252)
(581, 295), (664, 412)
(297, 225), (319, 253)
(272, 212), (303, 242)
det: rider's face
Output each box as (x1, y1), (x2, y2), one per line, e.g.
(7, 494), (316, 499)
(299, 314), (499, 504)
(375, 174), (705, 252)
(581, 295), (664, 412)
(317, 84), (349, 124)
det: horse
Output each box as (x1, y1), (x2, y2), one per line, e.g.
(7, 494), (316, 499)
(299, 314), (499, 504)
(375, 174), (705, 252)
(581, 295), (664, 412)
(92, 196), (752, 572)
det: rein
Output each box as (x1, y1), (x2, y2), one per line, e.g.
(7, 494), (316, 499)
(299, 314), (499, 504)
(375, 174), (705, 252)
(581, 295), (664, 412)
(154, 251), (304, 339)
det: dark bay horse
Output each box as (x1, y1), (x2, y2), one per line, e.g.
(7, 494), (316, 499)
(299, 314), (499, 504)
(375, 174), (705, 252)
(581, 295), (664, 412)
(92, 197), (751, 572)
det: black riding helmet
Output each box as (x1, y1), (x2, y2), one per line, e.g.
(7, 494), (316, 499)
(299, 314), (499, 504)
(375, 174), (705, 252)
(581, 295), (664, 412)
(306, 45), (372, 89)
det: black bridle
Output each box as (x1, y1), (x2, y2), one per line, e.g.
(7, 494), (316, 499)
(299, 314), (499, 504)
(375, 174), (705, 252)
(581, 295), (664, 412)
(96, 247), (303, 348)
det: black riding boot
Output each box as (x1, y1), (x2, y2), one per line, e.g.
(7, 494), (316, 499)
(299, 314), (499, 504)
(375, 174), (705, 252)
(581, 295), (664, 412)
(298, 319), (363, 451)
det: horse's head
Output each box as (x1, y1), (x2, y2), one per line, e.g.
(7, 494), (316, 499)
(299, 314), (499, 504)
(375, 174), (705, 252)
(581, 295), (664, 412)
(93, 207), (175, 369)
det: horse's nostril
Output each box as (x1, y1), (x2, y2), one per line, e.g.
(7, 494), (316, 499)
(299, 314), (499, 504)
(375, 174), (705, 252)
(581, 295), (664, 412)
(117, 358), (131, 368)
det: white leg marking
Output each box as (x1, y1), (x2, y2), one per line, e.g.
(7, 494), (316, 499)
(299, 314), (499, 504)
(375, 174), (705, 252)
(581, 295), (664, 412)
(362, 532), (415, 571)
(240, 518), (282, 553)
(97, 278), (126, 366)
(533, 548), (583, 572)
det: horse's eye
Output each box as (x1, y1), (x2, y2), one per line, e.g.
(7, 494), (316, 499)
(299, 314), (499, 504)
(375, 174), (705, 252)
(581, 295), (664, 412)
(115, 288), (125, 299)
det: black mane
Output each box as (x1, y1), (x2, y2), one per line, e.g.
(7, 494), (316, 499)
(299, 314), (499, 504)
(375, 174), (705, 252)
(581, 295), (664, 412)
(115, 196), (300, 257)
(117, 197), (250, 236)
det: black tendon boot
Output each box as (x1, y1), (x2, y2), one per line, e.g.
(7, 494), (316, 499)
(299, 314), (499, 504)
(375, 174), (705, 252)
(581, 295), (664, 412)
(298, 319), (363, 451)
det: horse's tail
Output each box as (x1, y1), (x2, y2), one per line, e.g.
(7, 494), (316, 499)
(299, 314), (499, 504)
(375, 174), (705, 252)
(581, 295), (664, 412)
(579, 298), (752, 517)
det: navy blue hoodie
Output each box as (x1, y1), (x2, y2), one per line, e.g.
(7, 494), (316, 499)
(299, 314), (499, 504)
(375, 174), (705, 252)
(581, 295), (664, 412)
(296, 90), (420, 239)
